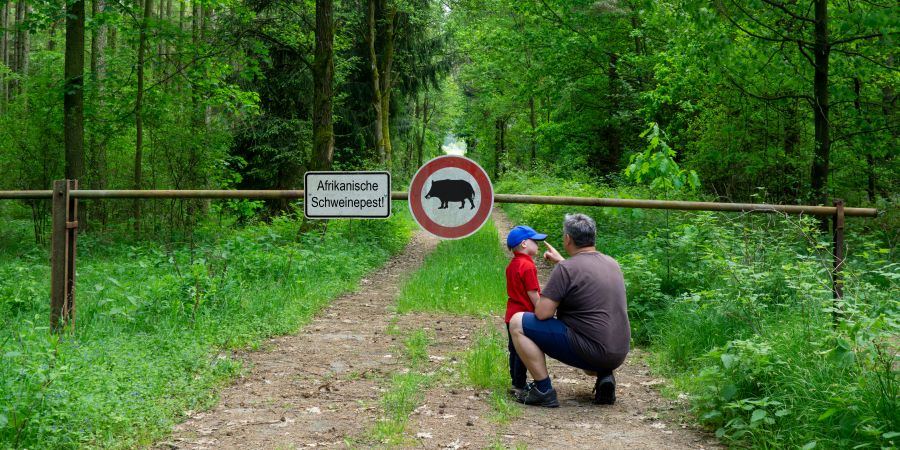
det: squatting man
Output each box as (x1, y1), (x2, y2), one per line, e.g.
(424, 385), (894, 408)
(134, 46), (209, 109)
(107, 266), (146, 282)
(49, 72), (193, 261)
(509, 213), (630, 407)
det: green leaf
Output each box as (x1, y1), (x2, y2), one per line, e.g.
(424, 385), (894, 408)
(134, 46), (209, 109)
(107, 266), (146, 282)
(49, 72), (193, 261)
(801, 441), (817, 450)
(721, 383), (738, 400)
(775, 409), (791, 417)
(883, 431), (900, 439)
(751, 409), (767, 423)
(721, 353), (736, 369)
(0, 413), (7, 428)
(818, 408), (838, 421)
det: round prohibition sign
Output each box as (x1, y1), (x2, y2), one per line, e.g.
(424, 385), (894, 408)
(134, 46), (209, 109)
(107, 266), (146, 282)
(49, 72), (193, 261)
(409, 155), (494, 239)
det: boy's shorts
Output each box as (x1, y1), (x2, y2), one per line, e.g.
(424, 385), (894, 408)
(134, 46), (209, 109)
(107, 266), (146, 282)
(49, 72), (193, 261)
(521, 312), (594, 371)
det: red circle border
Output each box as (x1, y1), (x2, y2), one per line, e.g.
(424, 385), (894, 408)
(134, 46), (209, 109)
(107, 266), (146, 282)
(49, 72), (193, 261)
(408, 156), (494, 239)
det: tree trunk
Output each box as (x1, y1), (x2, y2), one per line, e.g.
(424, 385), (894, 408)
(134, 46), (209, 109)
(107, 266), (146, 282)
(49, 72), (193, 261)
(810, 0), (830, 209)
(604, 52), (622, 172)
(417, 92), (428, 168)
(90, 0), (107, 226)
(852, 77), (874, 203)
(1, 0), (8, 106)
(366, 0), (385, 163)
(135, 0), (153, 236)
(495, 118), (505, 178)
(378, 1), (395, 169)
(311, 0), (334, 171)
(783, 101), (801, 200)
(64, 0), (86, 228)
(13, 0), (28, 96)
(529, 96), (537, 164)
(877, 53), (894, 201)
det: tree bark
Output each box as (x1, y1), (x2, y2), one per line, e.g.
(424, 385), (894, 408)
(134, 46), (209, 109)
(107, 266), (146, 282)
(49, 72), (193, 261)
(495, 118), (505, 178)
(64, 0), (86, 229)
(604, 52), (622, 172)
(134, 0), (153, 236)
(810, 0), (830, 208)
(783, 101), (800, 200)
(366, 0), (385, 163)
(90, 0), (107, 226)
(378, 1), (395, 169)
(13, 0), (28, 96)
(311, 0), (334, 171)
(417, 91), (429, 168)
(529, 96), (537, 164)
(1, 0), (8, 106)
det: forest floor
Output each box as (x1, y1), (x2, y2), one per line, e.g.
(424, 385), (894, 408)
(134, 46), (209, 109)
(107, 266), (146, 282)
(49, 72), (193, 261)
(155, 209), (722, 450)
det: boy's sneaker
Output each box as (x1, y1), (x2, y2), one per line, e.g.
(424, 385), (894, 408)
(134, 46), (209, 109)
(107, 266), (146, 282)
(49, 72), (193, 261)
(508, 381), (533, 398)
(515, 384), (560, 408)
(593, 373), (616, 405)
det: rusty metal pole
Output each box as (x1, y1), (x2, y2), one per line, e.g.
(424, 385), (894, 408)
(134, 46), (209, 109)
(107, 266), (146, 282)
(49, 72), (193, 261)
(50, 179), (78, 332)
(832, 199), (845, 324)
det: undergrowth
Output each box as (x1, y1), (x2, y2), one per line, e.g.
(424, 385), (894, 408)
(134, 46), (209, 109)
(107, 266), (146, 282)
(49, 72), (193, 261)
(0, 207), (414, 449)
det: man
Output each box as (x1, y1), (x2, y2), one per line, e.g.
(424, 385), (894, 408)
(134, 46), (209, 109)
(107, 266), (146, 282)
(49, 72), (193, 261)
(508, 213), (630, 407)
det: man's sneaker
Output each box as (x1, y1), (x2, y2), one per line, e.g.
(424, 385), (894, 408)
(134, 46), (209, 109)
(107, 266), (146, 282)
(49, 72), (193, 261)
(515, 384), (560, 408)
(593, 373), (616, 405)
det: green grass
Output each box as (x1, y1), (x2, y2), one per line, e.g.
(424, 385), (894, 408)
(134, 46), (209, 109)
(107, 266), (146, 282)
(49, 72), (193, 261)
(461, 331), (523, 424)
(395, 219), (507, 315)
(0, 211), (414, 449)
(495, 170), (899, 449)
(365, 328), (434, 445)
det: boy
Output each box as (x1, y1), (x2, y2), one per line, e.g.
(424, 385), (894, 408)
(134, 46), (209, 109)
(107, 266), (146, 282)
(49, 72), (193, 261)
(505, 225), (547, 396)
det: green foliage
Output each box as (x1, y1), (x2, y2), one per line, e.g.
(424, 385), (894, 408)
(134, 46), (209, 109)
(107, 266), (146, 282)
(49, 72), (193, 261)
(396, 219), (507, 315)
(0, 213), (413, 448)
(625, 123), (700, 194)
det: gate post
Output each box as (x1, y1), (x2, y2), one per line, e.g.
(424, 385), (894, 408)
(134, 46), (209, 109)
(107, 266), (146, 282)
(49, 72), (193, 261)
(50, 179), (78, 332)
(832, 198), (844, 324)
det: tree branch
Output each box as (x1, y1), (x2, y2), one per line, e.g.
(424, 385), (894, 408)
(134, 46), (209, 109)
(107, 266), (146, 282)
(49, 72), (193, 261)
(760, 0), (814, 23)
(724, 0), (813, 45)
(834, 124), (900, 142)
(727, 75), (813, 104)
(797, 40), (816, 67)
(831, 47), (899, 72)
(831, 32), (888, 46)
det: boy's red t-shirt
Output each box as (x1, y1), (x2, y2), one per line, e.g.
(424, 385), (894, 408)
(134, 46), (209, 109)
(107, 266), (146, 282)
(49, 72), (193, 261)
(505, 252), (541, 323)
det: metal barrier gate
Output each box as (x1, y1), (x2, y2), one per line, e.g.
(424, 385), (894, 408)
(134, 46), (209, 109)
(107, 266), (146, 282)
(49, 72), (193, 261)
(0, 180), (880, 332)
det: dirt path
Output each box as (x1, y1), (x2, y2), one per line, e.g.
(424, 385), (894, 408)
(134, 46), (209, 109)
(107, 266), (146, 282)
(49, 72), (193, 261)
(157, 231), (442, 449)
(398, 210), (720, 449)
(157, 210), (720, 449)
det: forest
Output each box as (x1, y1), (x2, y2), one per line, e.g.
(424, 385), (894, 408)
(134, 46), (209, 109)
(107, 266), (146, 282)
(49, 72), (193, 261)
(0, 0), (897, 448)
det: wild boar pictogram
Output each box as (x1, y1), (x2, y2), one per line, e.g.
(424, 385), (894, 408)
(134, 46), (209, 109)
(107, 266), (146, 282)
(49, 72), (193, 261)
(425, 179), (476, 210)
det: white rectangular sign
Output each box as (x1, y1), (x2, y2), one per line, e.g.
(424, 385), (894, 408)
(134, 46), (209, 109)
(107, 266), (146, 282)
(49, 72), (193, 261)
(304, 171), (391, 219)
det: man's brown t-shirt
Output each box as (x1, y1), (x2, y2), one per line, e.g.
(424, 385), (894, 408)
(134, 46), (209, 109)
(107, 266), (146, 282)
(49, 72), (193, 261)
(542, 251), (630, 369)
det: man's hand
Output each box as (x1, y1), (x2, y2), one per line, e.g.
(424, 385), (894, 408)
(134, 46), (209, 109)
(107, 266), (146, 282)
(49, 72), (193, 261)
(543, 241), (564, 264)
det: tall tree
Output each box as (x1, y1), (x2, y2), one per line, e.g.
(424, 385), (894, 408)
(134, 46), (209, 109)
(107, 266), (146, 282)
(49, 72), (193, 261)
(365, 0), (398, 168)
(311, 0), (334, 170)
(1, 0), (8, 106)
(134, 0), (153, 235)
(64, 0), (86, 185)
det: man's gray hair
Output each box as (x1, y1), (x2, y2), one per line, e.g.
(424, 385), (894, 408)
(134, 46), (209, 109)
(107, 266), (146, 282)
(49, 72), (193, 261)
(564, 213), (596, 248)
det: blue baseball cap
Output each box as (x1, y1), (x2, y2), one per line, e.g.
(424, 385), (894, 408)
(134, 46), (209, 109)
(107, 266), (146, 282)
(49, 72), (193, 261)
(507, 225), (547, 249)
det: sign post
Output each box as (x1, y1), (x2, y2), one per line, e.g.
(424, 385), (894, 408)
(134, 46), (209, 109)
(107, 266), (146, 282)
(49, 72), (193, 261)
(304, 171), (391, 219)
(408, 155), (493, 239)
